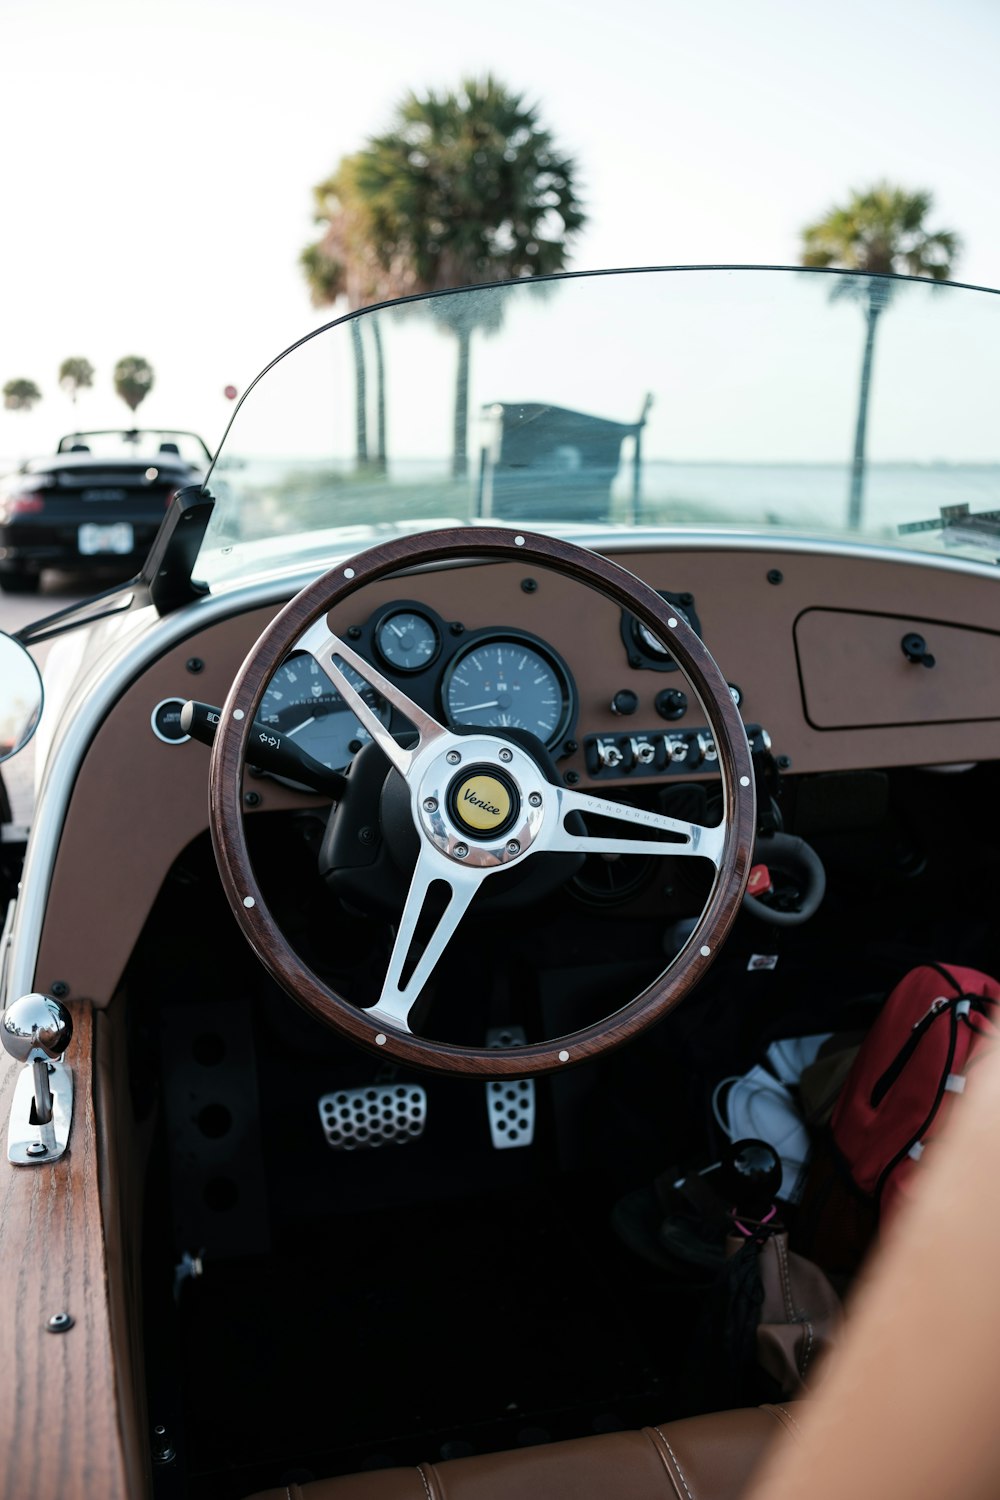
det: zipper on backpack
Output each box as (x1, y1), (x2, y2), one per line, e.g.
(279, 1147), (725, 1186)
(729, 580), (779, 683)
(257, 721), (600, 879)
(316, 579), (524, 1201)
(875, 1007), (959, 1201)
(870, 998), (949, 1108)
(913, 996), (949, 1030)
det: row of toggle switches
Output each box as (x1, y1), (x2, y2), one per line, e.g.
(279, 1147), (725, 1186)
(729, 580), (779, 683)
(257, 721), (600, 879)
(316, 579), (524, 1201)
(585, 724), (769, 778)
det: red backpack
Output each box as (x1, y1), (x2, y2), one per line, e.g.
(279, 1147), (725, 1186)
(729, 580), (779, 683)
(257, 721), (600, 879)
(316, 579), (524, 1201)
(830, 962), (1000, 1223)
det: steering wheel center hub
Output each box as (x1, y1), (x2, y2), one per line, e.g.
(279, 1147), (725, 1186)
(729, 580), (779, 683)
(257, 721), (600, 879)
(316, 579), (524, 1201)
(413, 734), (545, 868)
(447, 765), (519, 837)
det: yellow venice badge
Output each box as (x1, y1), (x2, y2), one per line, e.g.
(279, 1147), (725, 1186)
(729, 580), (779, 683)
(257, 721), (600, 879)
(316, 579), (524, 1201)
(453, 773), (513, 833)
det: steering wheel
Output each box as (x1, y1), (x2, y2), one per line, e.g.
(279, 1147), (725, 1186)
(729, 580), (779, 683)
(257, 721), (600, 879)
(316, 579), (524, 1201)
(209, 528), (756, 1076)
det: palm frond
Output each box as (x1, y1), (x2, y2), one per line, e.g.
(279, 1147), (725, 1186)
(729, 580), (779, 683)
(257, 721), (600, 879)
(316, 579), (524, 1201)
(798, 182), (960, 282)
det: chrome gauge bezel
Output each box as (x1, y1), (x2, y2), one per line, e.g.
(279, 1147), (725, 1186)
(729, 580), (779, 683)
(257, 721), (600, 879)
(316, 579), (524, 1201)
(620, 591), (702, 672)
(372, 606), (442, 674)
(439, 628), (577, 752)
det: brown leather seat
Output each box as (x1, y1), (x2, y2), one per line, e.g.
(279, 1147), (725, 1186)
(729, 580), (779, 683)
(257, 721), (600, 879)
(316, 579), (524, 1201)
(246, 1403), (800, 1500)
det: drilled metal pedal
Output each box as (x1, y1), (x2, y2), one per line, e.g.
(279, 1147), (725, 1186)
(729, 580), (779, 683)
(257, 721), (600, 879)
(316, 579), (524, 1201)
(486, 1026), (536, 1149)
(319, 1083), (427, 1150)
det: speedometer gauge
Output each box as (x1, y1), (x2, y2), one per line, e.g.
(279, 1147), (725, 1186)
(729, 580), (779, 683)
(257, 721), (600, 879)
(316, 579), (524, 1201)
(442, 633), (574, 750)
(259, 652), (390, 771)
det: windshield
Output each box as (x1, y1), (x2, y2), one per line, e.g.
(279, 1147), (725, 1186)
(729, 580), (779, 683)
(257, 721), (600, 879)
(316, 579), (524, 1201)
(197, 267), (1000, 588)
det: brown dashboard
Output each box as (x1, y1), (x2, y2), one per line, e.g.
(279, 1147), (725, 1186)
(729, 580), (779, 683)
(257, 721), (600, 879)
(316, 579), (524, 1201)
(33, 544), (1000, 1005)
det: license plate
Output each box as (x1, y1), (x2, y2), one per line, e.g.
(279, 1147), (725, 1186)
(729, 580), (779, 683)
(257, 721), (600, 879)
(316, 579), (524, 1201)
(78, 522), (134, 555)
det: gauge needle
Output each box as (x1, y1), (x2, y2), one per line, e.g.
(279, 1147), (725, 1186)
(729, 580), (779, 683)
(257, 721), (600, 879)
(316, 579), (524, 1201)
(286, 717), (316, 737)
(457, 700), (500, 712)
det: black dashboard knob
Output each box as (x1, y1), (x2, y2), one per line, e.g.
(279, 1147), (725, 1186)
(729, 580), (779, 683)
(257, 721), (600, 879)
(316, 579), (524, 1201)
(655, 688), (688, 720)
(901, 632), (935, 668)
(610, 690), (639, 716)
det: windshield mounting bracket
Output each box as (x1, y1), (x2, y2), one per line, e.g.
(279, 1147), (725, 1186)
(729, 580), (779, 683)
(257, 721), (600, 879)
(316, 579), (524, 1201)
(12, 484), (215, 646)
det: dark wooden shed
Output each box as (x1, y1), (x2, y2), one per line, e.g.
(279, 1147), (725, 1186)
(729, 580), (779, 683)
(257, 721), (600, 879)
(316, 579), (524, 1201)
(476, 401), (649, 522)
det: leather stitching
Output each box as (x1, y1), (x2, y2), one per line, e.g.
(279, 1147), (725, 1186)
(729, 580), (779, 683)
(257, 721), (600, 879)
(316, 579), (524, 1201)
(767, 1402), (804, 1438)
(654, 1427), (696, 1500)
(641, 1426), (675, 1482)
(416, 1462), (434, 1500)
(774, 1234), (797, 1322)
(799, 1318), (815, 1379)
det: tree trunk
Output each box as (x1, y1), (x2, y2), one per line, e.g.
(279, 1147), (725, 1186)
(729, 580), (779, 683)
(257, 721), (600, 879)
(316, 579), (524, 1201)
(372, 319), (387, 474)
(351, 319), (369, 469)
(452, 326), (470, 481)
(848, 290), (882, 529)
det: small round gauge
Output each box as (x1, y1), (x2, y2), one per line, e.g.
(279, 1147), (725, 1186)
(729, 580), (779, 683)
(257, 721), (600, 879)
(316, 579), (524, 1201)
(631, 602), (695, 659)
(622, 594), (701, 673)
(259, 652), (390, 771)
(374, 610), (440, 672)
(633, 619), (673, 658)
(442, 633), (574, 749)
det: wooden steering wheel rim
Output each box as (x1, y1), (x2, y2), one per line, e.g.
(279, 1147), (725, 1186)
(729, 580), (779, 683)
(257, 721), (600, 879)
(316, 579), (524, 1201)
(209, 527), (756, 1077)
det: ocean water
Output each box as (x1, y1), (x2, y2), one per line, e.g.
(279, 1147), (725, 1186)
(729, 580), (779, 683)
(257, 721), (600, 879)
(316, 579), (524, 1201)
(624, 461), (1000, 537)
(219, 454), (1000, 555)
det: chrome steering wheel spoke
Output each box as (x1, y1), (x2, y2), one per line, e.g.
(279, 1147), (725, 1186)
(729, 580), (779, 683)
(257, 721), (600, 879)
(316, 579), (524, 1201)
(366, 845), (484, 1034)
(295, 625), (515, 1036)
(297, 621), (449, 778)
(546, 785), (726, 868)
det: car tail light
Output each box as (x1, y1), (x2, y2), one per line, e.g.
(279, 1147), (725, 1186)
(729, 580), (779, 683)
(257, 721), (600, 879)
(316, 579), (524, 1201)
(6, 492), (45, 516)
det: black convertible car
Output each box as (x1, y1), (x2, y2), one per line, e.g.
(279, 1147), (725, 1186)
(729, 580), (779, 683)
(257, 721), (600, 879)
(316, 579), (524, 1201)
(0, 428), (210, 592)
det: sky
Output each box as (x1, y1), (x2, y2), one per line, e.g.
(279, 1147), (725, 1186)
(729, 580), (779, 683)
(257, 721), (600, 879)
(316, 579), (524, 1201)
(1, 0), (998, 463)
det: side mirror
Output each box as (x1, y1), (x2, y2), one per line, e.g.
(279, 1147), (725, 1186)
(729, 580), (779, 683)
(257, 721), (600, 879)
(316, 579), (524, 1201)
(0, 633), (43, 764)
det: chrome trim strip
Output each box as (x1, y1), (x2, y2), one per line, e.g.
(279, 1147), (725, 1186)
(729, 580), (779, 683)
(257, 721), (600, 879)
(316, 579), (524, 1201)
(204, 524), (1000, 588)
(585, 528), (1000, 581)
(0, 894), (16, 1008)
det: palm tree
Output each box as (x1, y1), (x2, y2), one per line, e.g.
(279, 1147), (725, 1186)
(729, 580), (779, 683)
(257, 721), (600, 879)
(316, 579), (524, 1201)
(113, 356), (154, 415)
(801, 184), (960, 527)
(58, 357), (94, 404)
(302, 238), (369, 468)
(301, 167), (395, 471)
(342, 75), (586, 478)
(2, 378), (41, 412)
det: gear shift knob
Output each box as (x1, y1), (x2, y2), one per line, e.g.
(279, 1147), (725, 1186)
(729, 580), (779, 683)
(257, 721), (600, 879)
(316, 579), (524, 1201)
(1, 993), (73, 1065)
(720, 1137), (783, 1220)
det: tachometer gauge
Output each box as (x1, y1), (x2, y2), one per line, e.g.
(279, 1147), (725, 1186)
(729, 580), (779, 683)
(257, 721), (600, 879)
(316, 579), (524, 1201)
(259, 652), (389, 771)
(442, 633), (574, 750)
(374, 609), (440, 672)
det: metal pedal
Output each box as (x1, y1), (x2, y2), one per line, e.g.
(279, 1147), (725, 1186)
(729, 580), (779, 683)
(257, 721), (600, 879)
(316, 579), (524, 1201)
(318, 1083), (427, 1150)
(486, 1026), (536, 1149)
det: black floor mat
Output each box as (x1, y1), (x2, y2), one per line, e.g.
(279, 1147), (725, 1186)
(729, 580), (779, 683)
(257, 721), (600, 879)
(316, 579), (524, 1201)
(177, 1181), (696, 1499)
